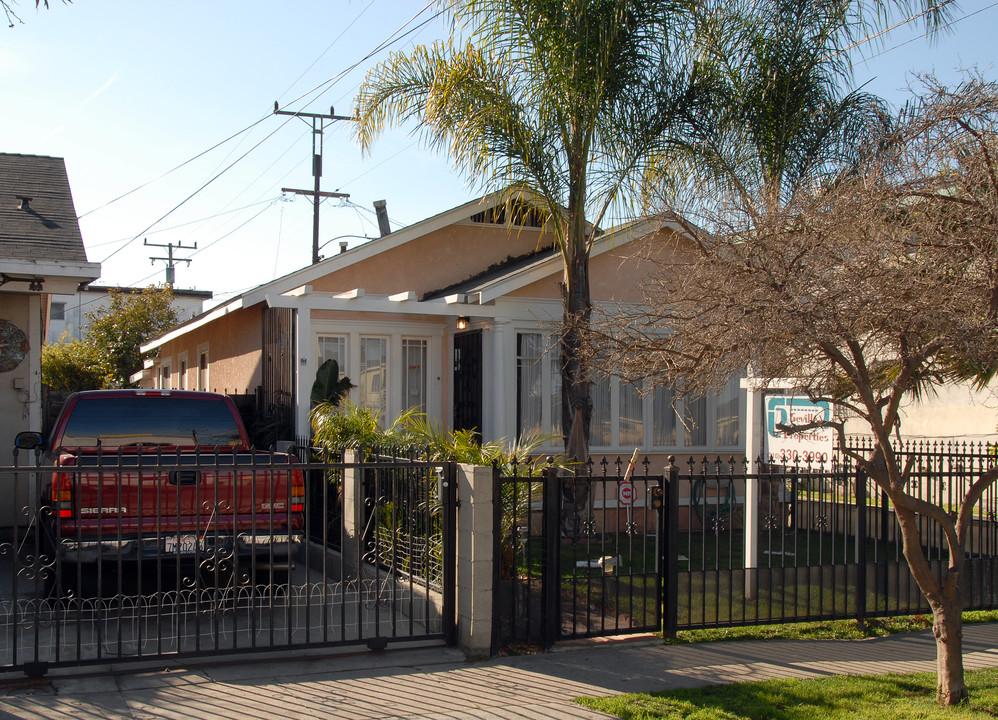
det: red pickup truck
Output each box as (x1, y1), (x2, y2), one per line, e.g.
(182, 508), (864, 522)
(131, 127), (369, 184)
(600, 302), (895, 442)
(24, 389), (304, 589)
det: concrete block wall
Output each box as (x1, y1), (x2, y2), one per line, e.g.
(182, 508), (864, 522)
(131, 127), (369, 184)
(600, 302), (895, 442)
(455, 463), (495, 658)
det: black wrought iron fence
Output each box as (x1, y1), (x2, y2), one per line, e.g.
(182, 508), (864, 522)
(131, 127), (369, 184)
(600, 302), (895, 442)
(494, 458), (666, 650)
(0, 447), (455, 675)
(671, 440), (998, 631)
(495, 441), (998, 652)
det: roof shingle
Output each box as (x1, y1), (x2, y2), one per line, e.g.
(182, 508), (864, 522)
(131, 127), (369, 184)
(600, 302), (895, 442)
(0, 153), (89, 263)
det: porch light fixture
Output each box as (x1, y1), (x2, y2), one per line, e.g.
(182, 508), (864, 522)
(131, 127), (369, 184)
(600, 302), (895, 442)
(456, 315), (469, 330)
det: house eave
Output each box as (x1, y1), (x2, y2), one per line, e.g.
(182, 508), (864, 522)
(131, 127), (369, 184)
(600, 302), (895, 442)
(0, 259), (101, 295)
(141, 297), (245, 352)
(264, 293), (496, 317)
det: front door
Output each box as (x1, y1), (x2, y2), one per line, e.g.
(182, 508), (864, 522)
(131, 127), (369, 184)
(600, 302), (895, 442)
(453, 331), (482, 436)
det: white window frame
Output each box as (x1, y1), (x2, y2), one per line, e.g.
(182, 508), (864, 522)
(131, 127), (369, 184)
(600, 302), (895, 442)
(317, 334), (348, 369)
(401, 337), (429, 414)
(197, 344), (209, 392)
(178, 351), (189, 390)
(511, 328), (744, 452)
(160, 358), (173, 390)
(311, 320), (443, 425)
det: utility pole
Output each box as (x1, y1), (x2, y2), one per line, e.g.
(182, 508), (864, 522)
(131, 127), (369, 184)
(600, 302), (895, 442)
(145, 238), (196, 287)
(274, 103), (354, 264)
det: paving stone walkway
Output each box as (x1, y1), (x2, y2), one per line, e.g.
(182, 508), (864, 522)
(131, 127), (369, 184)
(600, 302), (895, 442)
(2, 624), (997, 719)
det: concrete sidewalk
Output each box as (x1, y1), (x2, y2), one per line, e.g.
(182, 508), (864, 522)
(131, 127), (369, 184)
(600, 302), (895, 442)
(2, 624), (998, 719)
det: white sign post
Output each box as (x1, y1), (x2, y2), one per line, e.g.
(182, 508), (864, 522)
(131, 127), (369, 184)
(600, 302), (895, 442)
(741, 381), (836, 600)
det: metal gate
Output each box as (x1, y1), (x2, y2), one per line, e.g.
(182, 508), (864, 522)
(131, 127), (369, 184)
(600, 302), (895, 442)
(0, 449), (456, 675)
(494, 458), (667, 650)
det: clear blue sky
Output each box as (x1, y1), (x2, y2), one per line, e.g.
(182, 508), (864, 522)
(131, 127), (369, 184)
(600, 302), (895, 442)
(2, 1), (995, 307)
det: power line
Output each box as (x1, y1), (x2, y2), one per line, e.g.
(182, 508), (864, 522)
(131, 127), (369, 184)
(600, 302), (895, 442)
(98, 114), (300, 264)
(275, 0), (378, 105)
(98, 2), (446, 267)
(77, 115), (272, 219)
(85, 198), (279, 248)
(277, 1), (443, 113)
(834, 0), (957, 58)
(854, 2), (998, 65)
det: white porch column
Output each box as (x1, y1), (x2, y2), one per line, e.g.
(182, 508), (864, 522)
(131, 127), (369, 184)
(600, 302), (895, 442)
(294, 299), (312, 439)
(487, 319), (509, 442)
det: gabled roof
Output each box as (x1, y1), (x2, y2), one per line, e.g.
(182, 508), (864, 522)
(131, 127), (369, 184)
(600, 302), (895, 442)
(143, 192), (680, 350)
(0, 154), (88, 262)
(427, 215), (683, 304)
(0, 153), (100, 292)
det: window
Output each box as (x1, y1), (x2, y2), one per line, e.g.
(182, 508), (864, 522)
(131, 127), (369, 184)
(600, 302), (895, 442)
(618, 381), (644, 447)
(360, 336), (388, 421)
(715, 377), (741, 446)
(516, 333), (543, 437)
(61, 396), (243, 448)
(160, 362), (172, 390)
(198, 348), (209, 391)
(318, 335), (346, 369)
(682, 394), (707, 447)
(50, 302), (66, 321)
(513, 331), (743, 450)
(179, 359), (187, 390)
(591, 375), (611, 446)
(550, 351), (562, 444)
(402, 338), (427, 413)
(653, 386), (677, 446)
(314, 325), (440, 427)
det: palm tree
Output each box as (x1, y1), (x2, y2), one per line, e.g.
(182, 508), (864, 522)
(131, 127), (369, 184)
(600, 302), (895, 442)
(680, 0), (950, 221)
(354, 0), (719, 459)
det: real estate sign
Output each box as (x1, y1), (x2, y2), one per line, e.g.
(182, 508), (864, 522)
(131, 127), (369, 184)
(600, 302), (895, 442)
(765, 395), (834, 464)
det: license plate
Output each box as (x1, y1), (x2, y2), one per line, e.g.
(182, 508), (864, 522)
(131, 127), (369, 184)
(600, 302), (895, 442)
(164, 535), (204, 555)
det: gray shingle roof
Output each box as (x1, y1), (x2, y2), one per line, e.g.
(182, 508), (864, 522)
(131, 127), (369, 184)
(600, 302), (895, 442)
(0, 153), (88, 263)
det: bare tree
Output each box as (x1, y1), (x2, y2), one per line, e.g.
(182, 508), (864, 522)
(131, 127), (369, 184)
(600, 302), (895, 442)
(589, 74), (998, 705)
(2, 0), (64, 28)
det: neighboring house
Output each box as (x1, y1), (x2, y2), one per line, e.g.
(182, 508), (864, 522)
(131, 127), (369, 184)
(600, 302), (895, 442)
(0, 153), (100, 523)
(139, 191), (745, 459)
(46, 285), (213, 344)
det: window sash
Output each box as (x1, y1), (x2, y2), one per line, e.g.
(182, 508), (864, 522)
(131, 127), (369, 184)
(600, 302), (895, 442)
(360, 336), (388, 422)
(618, 381), (644, 448)
(318, 335), (347, 369)
(402, 339), (428, 414)
(516, 333), (543, 438)
(715, 376), (741, 447)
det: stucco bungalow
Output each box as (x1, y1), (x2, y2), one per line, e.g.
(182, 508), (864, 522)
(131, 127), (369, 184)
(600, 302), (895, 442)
(0, 153), (101, 525)
(138, 191), (745, 460)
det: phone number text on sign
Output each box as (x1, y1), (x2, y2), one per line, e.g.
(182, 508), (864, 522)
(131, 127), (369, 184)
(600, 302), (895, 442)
(765, 396), (833, 464)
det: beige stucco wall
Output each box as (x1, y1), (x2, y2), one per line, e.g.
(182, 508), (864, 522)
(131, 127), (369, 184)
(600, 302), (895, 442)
(0, 293), (43, 528)
(507, 227), (689, 302)
(156, 305), (265, 394)
(310, 224), (551, 297)
(844, 382), (998, 444)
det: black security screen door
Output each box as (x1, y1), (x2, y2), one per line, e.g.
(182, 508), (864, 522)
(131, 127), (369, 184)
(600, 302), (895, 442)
(453, 331), (482, 436)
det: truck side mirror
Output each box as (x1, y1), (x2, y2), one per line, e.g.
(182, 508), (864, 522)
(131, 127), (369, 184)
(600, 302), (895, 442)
(14, 431), (44, 451)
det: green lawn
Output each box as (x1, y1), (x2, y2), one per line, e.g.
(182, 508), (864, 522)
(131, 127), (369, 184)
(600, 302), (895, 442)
(577, 667), (998, 719)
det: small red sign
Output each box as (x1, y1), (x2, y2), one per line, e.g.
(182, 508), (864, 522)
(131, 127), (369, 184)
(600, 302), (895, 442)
(618, 480), (635, 506)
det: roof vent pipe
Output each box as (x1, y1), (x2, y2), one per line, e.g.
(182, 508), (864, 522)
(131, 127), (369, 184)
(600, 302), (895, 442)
(374, 200), (391, 237)
(16, 196), (32, 210)
(339, 241), (348, 254)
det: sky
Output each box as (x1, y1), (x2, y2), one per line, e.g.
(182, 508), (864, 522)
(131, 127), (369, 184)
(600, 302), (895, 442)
(2, 0), (996, 310)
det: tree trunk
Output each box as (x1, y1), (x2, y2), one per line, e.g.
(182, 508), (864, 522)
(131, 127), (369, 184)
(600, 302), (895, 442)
(893, 501), (969, 705)
(559, 200), (593, 539)
(933, 594), (969, 705)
